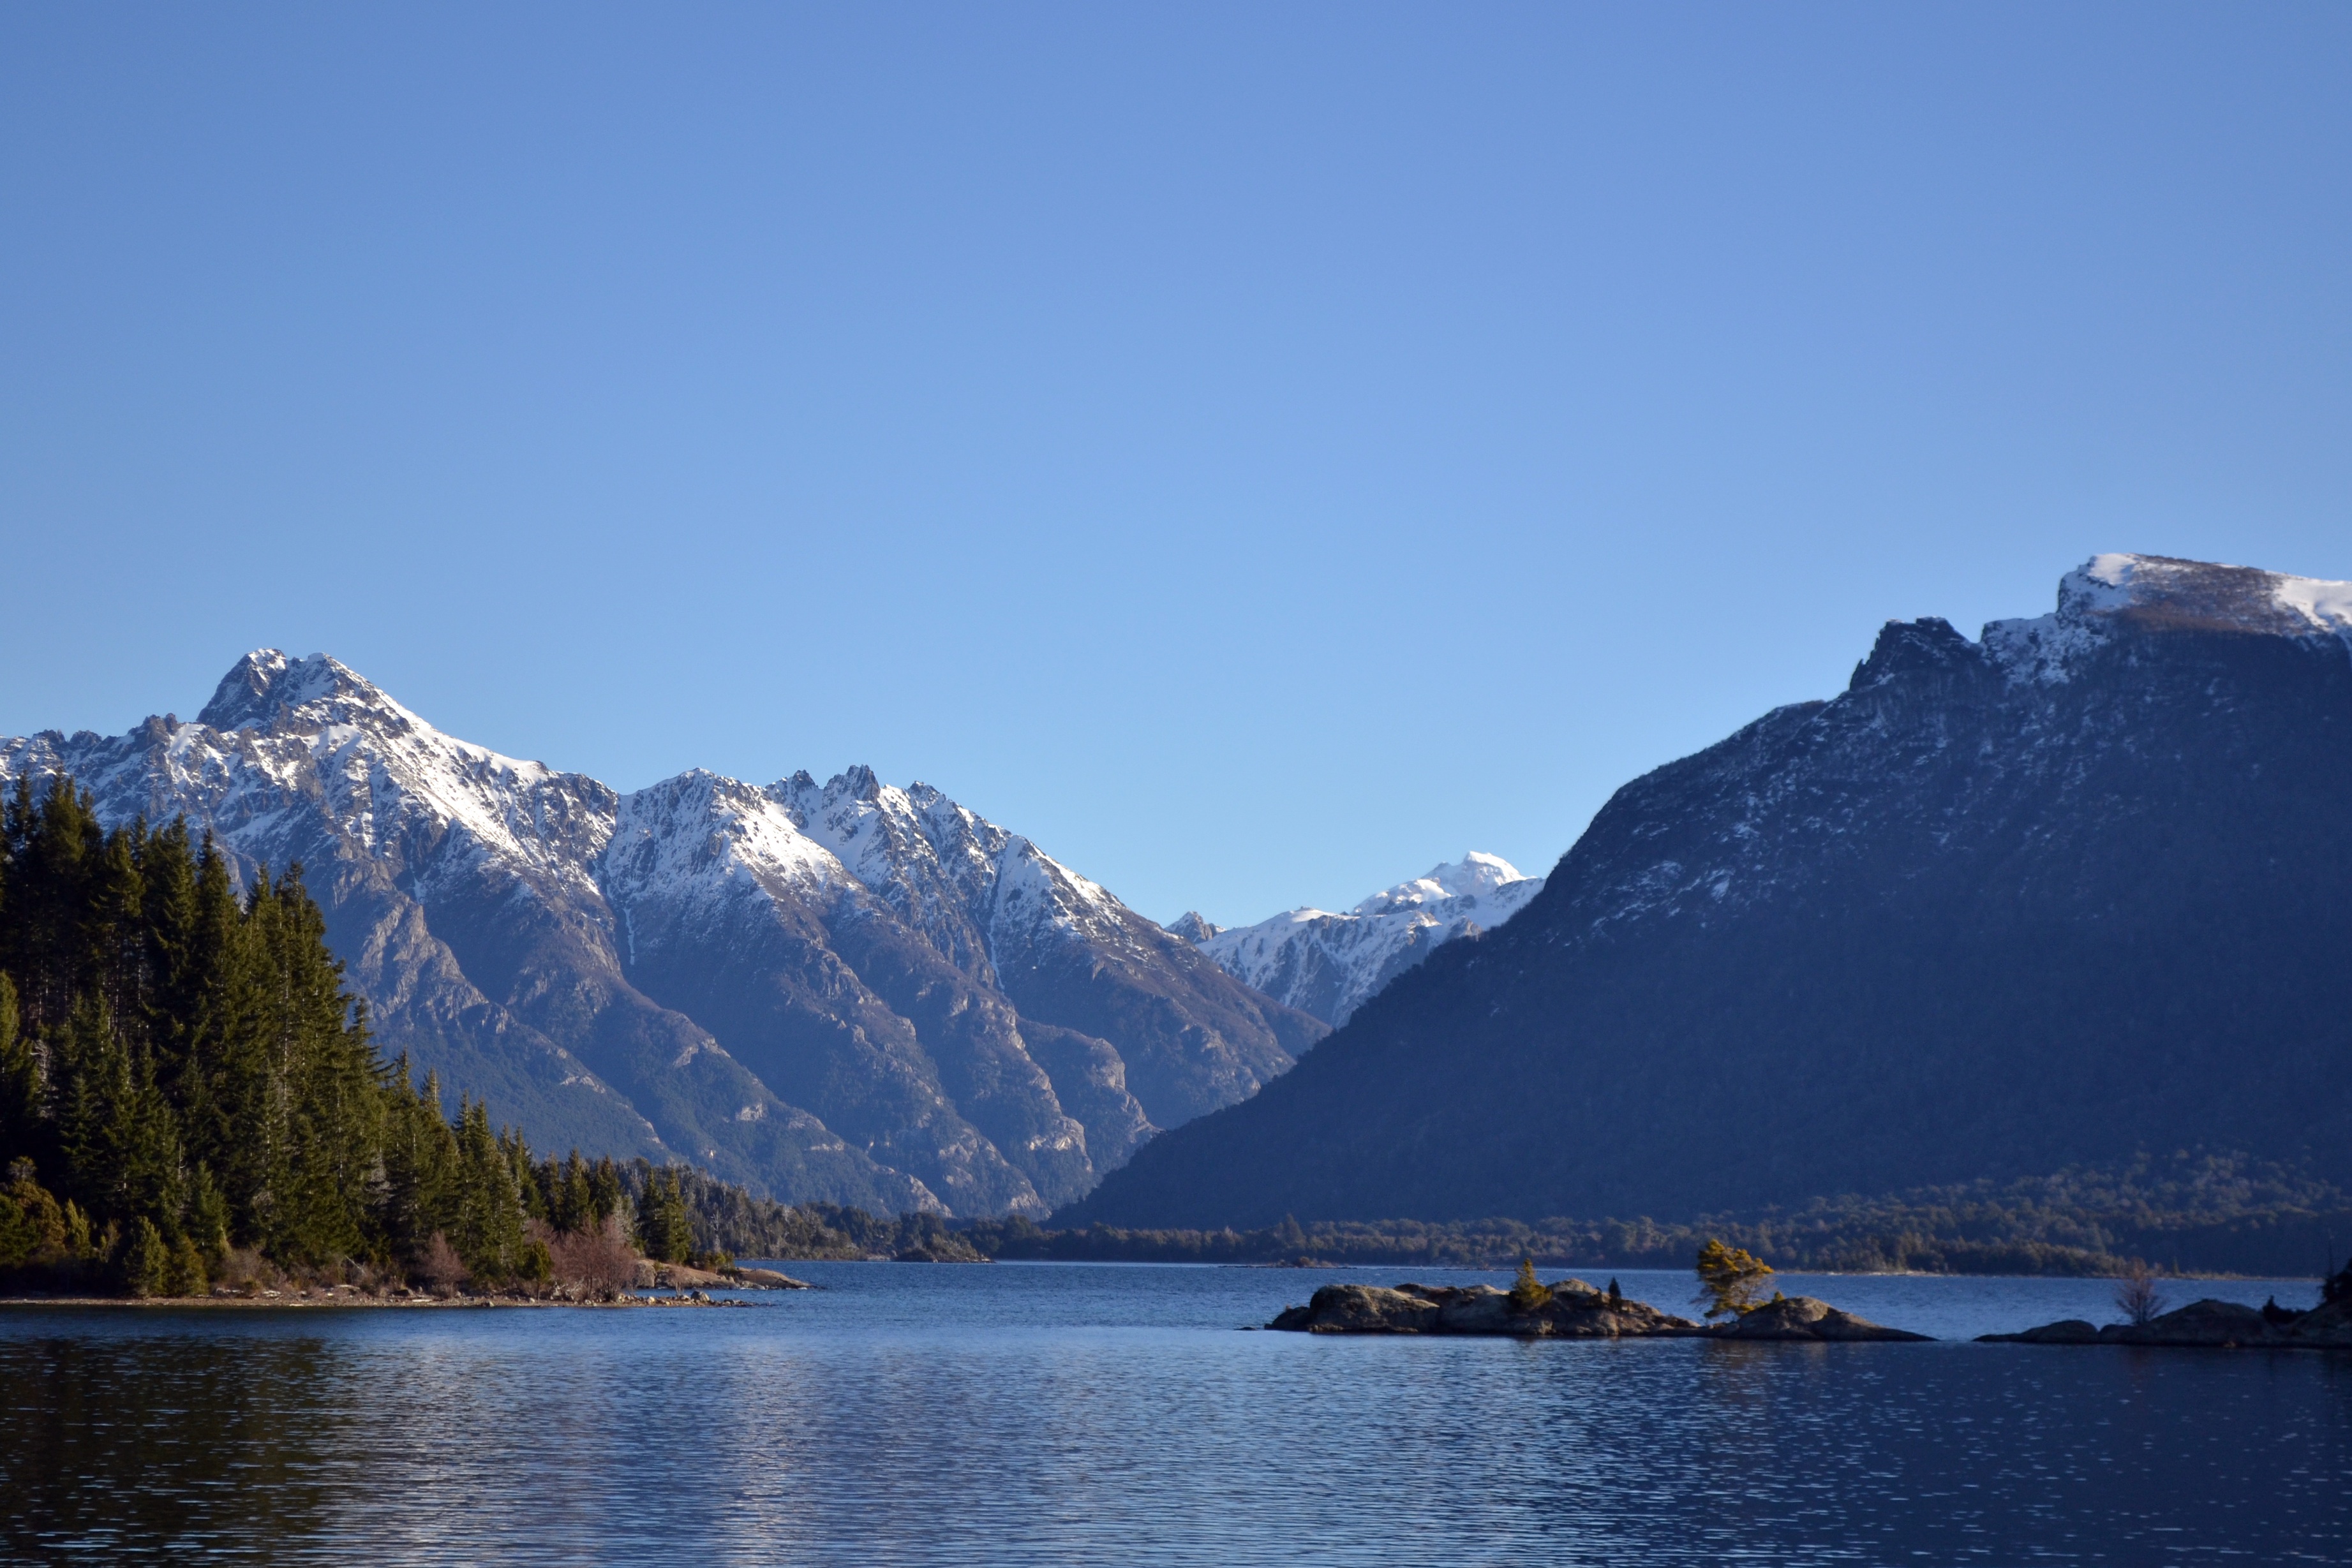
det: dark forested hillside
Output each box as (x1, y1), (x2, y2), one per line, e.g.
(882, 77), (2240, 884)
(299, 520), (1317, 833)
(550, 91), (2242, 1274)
(1064, 556), (2352, 1231)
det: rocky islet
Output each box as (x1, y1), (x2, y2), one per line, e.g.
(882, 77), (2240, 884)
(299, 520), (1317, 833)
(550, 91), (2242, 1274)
(1267, 1278), (1927, 1340)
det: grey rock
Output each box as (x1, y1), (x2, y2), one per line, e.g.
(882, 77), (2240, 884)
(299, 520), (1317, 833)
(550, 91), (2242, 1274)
(1988, 1297), (2352, 1349)
(1268, 1279), (1704, 1338)
(2104, 1298), (2274, 1347)
(1713, 1295), (1931, 1342)
(1978, 1317), (2102, 1344)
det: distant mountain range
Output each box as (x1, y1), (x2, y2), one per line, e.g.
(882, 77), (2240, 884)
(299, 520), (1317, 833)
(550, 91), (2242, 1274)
(0, 655), (1324, 1215)
(1170, 854), (1543, 1026)
(1064, 554), (2352, 1230)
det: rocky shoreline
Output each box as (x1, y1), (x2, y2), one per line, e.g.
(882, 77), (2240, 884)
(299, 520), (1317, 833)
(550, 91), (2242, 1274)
(0, 1261), (816, 1310)
(1983, 1295), (2352, 1350)
(1267, 1278), (1928, 1340)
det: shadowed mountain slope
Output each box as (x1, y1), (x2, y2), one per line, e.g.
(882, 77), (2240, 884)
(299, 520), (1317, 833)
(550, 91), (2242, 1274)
(1062, 554), (2352, 1229)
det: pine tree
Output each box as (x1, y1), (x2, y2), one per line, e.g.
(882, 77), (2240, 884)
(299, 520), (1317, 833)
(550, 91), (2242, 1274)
(164, 1234), (207, 1298)
(1508, 1257), (1553, 1313)
(636, 1167), (693, 1263)
(0, 975), (41, 1167)
(184, 1163), (230, 1264)
(1693, 1238), (1775, 1319)
(450, 1097), (526, 1282)
(54, 993), (136, 1221)
(589, 1157), (625, 1232)
(551, 1150), (596, 1234)
(120, 1215), (169, 1298)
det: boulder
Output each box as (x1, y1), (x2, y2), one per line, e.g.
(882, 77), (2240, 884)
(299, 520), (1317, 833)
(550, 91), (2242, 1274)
(1978, 1318), (2101, 1344)
(2104, 1298), (2274, 1347)
(2286, 1298), (2352, 1348)
(1269, 1285), (1441, 1333)
(1714, 1295), (1930, 1342)
(724, 1266), (814, 1290)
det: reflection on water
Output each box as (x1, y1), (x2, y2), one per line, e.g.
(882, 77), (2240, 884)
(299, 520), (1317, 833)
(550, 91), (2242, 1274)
(1, 1334), (350, 1557)
(2, 1264), (2348, 1565)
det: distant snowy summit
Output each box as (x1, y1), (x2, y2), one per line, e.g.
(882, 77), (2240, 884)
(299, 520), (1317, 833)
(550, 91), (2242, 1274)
(1172, 853), (1545, 1026)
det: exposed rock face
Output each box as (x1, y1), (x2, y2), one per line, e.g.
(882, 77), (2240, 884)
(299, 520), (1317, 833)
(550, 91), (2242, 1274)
(1266, 1280), (1926, 1340)
(1985, 1296), (2352, 1349)
(0, 653), (1326, 1215)
(1715, 1296), (1931, 1342)
(1069, 554), (2352, 1229)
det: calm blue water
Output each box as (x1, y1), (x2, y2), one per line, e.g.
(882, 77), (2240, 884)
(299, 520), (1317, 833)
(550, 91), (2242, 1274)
(3, 1264), (2346, 1565)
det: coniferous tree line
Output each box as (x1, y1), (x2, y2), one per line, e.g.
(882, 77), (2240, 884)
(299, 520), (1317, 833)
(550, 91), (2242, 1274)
(0, 776), (666, 1298)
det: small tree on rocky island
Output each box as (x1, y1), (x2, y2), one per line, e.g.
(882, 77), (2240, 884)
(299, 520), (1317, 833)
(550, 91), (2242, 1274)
(1694, 1238), (1775, 1319)
(2115, 1262), (2168, 1326)
(1508, 1257), (1552, 1313)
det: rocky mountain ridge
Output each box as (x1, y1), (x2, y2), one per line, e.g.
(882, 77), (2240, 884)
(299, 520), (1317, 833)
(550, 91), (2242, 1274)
(1174, 853), (1544, 1025)
(1, 652), (1324, 1215)
(1065, 554), (2352, 1229)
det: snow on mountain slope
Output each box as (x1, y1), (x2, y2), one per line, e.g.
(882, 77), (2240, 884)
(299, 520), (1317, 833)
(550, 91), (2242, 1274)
(0, 650), (1325, 1212)
(1182, 853), (1545, 1026)
(0, 653), (940, 1212)
(1984, 553), (2352, 683)
(770, 762), (1323, 1138)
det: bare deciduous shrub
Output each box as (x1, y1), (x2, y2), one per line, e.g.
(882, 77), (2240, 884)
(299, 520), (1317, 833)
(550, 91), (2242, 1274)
(416, 1232), (467, 1297)
(215, 1246), (280, 1296)
(540, 1214), (639, 1301)
(2115, 1262), (2168, 1326)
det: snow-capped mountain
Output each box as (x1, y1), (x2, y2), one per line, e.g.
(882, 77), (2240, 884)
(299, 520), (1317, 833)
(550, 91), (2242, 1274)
(1175, 854), (1544, 1025)
(1069, 554), (2352, 1230)
(0, 652), (1325, 1215)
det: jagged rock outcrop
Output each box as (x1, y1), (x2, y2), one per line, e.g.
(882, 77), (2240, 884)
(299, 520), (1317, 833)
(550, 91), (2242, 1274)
(1069, 554), (2352, 1229)
(0, 652), (1325, 1213)
(1181, 854), (1544, 1026)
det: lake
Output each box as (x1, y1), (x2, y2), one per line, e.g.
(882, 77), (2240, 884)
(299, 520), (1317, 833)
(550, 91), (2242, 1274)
(3, 1264), (2346, 1565)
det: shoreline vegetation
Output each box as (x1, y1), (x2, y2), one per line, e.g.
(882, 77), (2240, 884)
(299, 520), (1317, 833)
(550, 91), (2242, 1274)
(950, 1155), (2352, 1279)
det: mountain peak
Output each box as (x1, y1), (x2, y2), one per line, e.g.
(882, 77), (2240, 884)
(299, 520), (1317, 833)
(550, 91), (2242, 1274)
(1196, 853), (1545, 1026)
(1983, 554), (2352, 684)
(197, 649), (398, 732)
(2059, 553), (2352, 638)
(1165, 911), (1223, 944)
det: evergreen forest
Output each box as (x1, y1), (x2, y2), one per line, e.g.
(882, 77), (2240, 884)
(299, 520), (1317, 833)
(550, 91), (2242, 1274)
(0, 776), (708, 1298)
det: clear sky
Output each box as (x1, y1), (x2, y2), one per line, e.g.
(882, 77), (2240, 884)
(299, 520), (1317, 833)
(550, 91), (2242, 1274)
(4, 4), (2348, 926)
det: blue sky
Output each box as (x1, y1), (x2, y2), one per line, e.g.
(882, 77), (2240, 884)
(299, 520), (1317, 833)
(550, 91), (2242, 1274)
(4, 4), (2348, 925)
